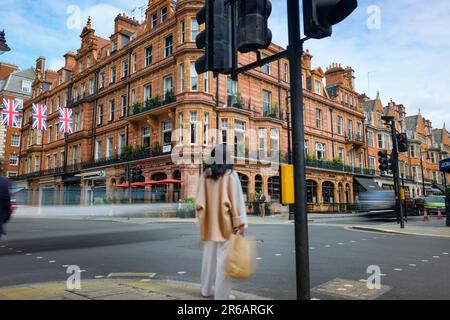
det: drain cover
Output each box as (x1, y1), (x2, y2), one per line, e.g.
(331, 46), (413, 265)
(312, 278), (390, 300)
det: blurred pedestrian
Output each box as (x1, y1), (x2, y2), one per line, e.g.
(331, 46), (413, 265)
(195, 144), (248, 300)
(0, 165), (12, 239)
(258, 193), (266, 217)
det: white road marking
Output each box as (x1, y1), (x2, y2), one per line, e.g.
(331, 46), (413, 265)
(275, 254), (281, 256)
(359, 279), (368, 283)
(344, 284), (353, 288)
(325, 245), (331, 248)
(79, 270), (86, 273)
(337, 288), (347, 291)
(177, 271), (187, 275)
(421, 260), (429, 263)
(310, 247), (315, 250)
(25, 253), (32, 256)
(62, 265), (69, 268)
(442, 252), (449, 255)
(380, 274), (387, 277)
(394, 268), (403, 272)
(372, 237), (378, 240)
(48, 261), (56, 263)
(409, 264), (417, 267)
(8, 248), (13, 250)
(0, 245), (5, 248)
(36, 256), (43, 259)
(256, 257), (263, 260)
(433, 256), (440, 259)
(311, 298), (321, 300)
(362, 239), (367, 241)
(337, 243), (344, 245)
(16, 250), (22, 253)
(95, 276), (105, 279)
(350, 241), (356, 243)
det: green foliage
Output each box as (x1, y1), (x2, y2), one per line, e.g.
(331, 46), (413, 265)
(177, 198), (196, 218)
(132, 101), (143, 114)
(333, 157), (344, 165)
(164, 89), (176, 104)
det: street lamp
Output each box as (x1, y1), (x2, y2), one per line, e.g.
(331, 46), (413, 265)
(419, 147), (429, 196)
(0, 30), (11, 55)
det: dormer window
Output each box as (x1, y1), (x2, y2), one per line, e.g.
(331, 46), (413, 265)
(314, 80), (321, 95)
(112, 40), (118, 52)
(21, 80), (32, 93)
(161, 7), (168, 23)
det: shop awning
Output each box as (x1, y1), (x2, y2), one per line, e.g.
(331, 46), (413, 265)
(154, 179), (182, 184)
(355, 177), (381, 192)
(10, 187), (25, 194)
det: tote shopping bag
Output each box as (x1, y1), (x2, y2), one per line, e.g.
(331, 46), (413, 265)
(224, 234), (256, 279)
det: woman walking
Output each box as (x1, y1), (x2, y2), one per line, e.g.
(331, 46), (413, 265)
(195, 144), (248, 300)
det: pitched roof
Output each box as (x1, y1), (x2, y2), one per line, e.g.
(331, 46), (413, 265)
(0, 67), (36, 96)
(404, 115), (419, 131)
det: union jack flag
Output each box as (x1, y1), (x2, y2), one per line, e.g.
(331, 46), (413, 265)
(32, 103), (48, 131)
(1, 98), (21, 128)
(59, 107), (73, 134)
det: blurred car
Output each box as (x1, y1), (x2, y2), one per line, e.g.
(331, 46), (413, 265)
(412, 197), (425, 215)
(423, 196), (445, 215)
(356, 191), (397, 217)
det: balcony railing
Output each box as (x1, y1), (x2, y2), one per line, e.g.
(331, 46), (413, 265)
(305, 158), (376, 176)
(11, 146), (170, 181)
(346, 133), (364, 144)
(131, 91), (176, 116)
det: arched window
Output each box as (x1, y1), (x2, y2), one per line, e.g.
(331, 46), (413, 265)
(255, 174), (263, 194)
(152, 172), (167, 181)
(268, 176), (280, 202)
(238, 173), (249, 201)
(322, 181), (335, 204)
(306, 180), (317, 203)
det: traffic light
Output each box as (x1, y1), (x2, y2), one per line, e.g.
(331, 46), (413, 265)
(237, 0), (272, 53)
(195, 0), (232, 75)
(378, 151), (389, 172)
(303, 0), (358, 39)
(136, 166), (145, 183)
(397, 133), (409, 153)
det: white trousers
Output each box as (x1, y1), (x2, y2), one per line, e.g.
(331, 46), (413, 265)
(201, 241), (231, 300)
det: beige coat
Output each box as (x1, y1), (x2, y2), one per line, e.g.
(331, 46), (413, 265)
(195, 170), (248, 242)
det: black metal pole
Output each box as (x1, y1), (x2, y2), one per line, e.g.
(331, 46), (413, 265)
(287, 0), (310, 300)
(420, 148), (426, 196)
(390, 120), (405, 228)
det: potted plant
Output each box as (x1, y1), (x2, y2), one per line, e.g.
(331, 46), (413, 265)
(132, 101), (143, 114)
(164, 90), (176, 104)
(176, 198), (196, 218)
(233, 92), (243, 108)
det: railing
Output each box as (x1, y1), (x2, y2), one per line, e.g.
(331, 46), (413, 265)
(305, 159), (376, 176)
(346, 133), (364, 144)
(131, 93), (176, 116)
(263, 110), (284, 120)
(11, 147), (171, 181)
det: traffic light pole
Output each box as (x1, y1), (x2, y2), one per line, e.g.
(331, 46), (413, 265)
(389, 120), (405, 229)
(287, 0), (311, 300)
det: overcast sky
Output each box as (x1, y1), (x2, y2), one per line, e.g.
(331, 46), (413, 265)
(1, 0), (449, 129)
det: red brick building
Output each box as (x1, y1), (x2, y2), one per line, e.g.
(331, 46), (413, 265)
(0, 62), (35, 177)
(13, 0), (404, 211)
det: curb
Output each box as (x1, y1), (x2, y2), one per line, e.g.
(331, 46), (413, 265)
(0, 278), (271, 301)
(349, 226), (450, 238)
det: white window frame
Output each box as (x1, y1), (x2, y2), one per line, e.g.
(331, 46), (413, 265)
(203, 113), (209, 145)
(11, 134), (20, 147)
(258, 128), (266, 159)
(316, 143), (326, 160)
(179, 63), (185, 93)
(164, 35), (173, 57)
(9, 154), (18, 166)
(190, 111), (197, 145)
(179, 112), (184, 144)
(95, 141), (102, 161)
(190, 62), (198, 91)
(106, 137), (113, 159)
(191, 18), (199, 41)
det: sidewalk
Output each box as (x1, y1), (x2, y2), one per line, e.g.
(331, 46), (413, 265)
(350, 219), (450, 238)
(0, 278), (271, 300)
(82, 213), (295, 225)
